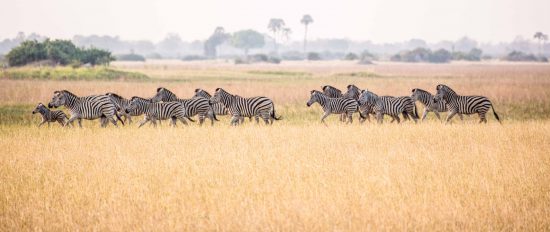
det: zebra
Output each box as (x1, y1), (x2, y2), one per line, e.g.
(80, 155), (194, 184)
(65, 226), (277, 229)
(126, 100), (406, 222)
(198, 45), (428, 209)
(32, 103), (70, 127)
(322, 85), (343, 98)
(125, 96), (188, 128)
(411, 88), (464, 122)
(358, 90), (418, 124)
(105, 92), (135, 124)
(152, 87), (217, 126)
(194, 88), (228, 116)
(343, 84), (375, 123)
(48, 90), (123, 127)
(306, 90), (359, 125)
(210, 88), (281, 126)
(433, 84), (501, 124)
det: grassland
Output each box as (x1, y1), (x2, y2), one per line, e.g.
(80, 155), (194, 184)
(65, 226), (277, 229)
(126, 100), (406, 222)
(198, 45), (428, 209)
(1, 60), (550, 230)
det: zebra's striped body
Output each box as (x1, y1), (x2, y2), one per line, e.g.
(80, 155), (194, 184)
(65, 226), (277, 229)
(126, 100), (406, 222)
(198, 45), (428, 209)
(105, 92), (136, 124)
(32, 103), (69, 127)
(343, 84), (375, 123)
(358, 90), (418, 124)
(152, 87), (217, 126)
(307, 90), (359, 125)
(194, 89), (228, 115)
(126, 96), (188, 127)
(210, 88), (280, 126)
(411, 88), (463, 121)
(434, 84), (501, 124)
(48, 90), (123, 127)
(322, 85), (343, 98)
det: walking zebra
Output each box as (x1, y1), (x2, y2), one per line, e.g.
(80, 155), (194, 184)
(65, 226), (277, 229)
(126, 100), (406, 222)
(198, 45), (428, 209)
(32, 103), (70, 127)
(358, 90), (418, 124)
(411, 88), (463, 121)
(307, 90), (359, 125)
(152, 87), (217, 126)
(210, 88), (281, 126)
(194, 88), (228, 115)
(343, 84), (374, 123)
(125, 96), (188, 128)
(433, 84), (501, 124)
(48, 90), (123, 127)
(105, 92), (135, 124)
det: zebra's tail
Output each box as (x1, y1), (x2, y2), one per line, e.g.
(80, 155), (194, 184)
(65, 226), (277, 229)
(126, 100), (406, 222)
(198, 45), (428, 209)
(207, 100), (219, 121)
(414, 104), (419, 119)
(115, 112), (125, 126)
(491, 103), (502, 124)
(186, 117), (195, 122)
(271, 106), (282, 120)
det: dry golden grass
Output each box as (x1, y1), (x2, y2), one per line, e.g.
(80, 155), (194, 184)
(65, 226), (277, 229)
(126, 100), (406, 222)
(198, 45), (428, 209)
(1, 122), (549, 231)
(2, 61), (550, 230)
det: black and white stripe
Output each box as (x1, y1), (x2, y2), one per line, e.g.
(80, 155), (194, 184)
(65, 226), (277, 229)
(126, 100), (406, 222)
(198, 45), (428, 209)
(194, 88), (228, 116)
(343, 84), (374, 123)
(32, 103), (69, 127)
(358, 90), (418, 124)
(411, 88), (463, 121)
(152, 87), (217, 126)
(105, 92), (137, 124)
(433, 84), (501, 123)
(210, 88), (281, 126)
(126, 96), (188, 127)
(321, 85), (343, 98)
(307, 90), (359, 125)
(48, 90), (123, 127)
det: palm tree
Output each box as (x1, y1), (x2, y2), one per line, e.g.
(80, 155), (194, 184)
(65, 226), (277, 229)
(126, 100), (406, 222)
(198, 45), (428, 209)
(533, 32), (547, 56)
(268, 18), (285, 54)
(301, 14), (313, 54)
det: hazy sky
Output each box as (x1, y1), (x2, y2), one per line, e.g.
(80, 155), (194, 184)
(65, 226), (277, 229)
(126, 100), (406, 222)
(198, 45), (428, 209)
(1, 0), (549, 43)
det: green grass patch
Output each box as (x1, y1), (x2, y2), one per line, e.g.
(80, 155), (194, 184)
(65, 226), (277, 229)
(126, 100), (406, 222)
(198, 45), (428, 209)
(1, 66), (150, 81)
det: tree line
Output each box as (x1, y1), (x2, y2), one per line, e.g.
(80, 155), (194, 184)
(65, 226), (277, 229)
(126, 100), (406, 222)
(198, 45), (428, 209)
(5, 39), (114, 67)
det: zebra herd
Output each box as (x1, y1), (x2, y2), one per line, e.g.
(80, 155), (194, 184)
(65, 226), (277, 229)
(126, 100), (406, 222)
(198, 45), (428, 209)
(39, 87), (280, 127)
(307, 84), (500, 125)
(33, 84), (500, 127)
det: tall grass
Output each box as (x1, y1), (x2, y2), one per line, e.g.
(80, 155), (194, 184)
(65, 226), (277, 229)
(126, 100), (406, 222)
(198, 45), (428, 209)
(1, 122), (549, 230)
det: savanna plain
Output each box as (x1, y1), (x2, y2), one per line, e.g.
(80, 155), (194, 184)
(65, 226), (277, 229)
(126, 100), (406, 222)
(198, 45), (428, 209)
(1, 61), (550, 231)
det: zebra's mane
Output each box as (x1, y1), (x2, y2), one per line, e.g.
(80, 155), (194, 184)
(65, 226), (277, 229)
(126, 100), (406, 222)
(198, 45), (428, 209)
(412, 88), (432, 96)
(322, 85), (341, 94)
(347, 84), (359, 90)
(56, 90), (77, 98)
(436, 84), (456, 95)
(130, 96), (151, 101)
(106, 92), (125, 99)
(310, 90), (325, 95)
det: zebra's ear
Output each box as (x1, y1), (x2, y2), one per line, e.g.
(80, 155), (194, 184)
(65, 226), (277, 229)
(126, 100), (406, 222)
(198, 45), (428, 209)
(157, 87), (163, 92)
(412, 88), (416, 93)
(195, 88), (200, 93)
(347, 84), (352, 89)
(436, 85), (441, 90)
(310, 90), (315, 94)
(321, 85), (326, 90)
(215, 88), (221, 92)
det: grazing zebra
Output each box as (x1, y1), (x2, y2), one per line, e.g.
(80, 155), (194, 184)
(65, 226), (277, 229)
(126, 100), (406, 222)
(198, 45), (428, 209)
(411, 88), (464, 121)
(32, 103), (70, 127)
(105, 92), (135, 124)
(358, 90), (418, 124)
(125, 96), (188, 128)
(433, 84), (501, 124)
(306, 90), (359, 125)
(210, 88), (281, 126)
(48, 90), (123, 127)
(152, 87), (217, 126)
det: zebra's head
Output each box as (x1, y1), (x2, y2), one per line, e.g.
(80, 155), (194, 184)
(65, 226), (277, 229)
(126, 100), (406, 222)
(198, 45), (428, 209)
(307, 90), (323, 107)
(210, 88), (226, 104)
(411, 88), (424, 101)
(48, 91), (66, 108)
(345, 84), (361, 99)
(194, 88), (211, 99)
(125, 97), (144, 114)
(358, 90), (374, 106)
(152, 87), (171, 103)
(32, 103), (47, 114)
(433, 84), (451, 103)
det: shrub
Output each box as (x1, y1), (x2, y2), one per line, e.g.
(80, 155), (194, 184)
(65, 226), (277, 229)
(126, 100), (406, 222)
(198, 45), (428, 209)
(267, 56), (281, 64)
(117, 53), (146, 62)
(307, 52), (322, 61)
(343, 53), (358, 60)
(250, 54), (268, 62)
(429, 49), (452, 63)
(503, 51), (540, 62)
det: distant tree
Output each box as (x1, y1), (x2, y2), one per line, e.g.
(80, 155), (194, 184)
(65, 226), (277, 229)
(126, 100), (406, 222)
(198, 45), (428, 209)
(44, 39), (79, 65)
(204, 27), (230, 58)
(80, 47), (115, 66)
(267, 18), (285, 54)
(533, 32), (548, 56)
(429, 49), (452, 63)
(5, 40), (47, 66)
(301, 14), (313, 54)
(231, 30), (265, 58)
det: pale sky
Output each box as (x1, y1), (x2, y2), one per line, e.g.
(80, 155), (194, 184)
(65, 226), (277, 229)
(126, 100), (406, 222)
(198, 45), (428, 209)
(1, 0), (549, 43)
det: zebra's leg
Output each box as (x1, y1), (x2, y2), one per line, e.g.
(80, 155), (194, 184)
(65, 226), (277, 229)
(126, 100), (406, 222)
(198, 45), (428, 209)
(347, 112), (353, 124)
(47, 121), (51, 128)
(57, 118), (65, 127)
(422, 109), (429, 121)
(230, 116), (240, 126)
(433, 111), (441, 121)
(108, 115), (119, 127)
(458, 113), (464, 121)
(38, 120), (46, 127)
(261, 113), (270, 125)
(445, 111), (458, 124)
(171, 117), (177, 127)
(178, 116), (188, 126)
(478, 112), (487, 123)
(320, 112), (331, 125)
(198, 113), (206, 126)
(65, 116), (79, 127)
(255, 115), (260, 124)
(393, 115), (401, 124)
(138, 118), (150, 128)
(376, 112), (383, 124)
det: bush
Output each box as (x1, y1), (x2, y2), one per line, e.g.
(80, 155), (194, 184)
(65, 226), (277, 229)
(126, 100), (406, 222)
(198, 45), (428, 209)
(429, 49), (452, 63)
(360, 50), (377, 61)
(280, 51), (303, 60)
(250, 54), (268, 62)
(307, 52), (322, 61)
(343, 53), (358, 60)
(181, 55), (207, 61)
(117, 53), (146, 62)
(502, 51), (543, 62)
(267, 56), (281, 64)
